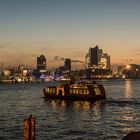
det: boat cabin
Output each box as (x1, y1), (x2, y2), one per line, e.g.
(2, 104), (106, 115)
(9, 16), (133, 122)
(44, 83), (106, 99)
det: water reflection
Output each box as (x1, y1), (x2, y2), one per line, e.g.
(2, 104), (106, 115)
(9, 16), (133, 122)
(124, 80), (132, 99)
(121, 106), (135, 134)
(46, 100), (106, 124)
(2, 81), (140, 140)
(48, 100), (105, 112)
(122, 107), (135, 122)
(50, 100), (57, 108)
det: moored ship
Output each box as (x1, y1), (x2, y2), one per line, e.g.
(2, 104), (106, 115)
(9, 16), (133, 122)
(43, 81), (106, 102)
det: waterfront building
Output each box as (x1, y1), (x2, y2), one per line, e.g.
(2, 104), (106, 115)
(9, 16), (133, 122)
(3, 69), (12, 76)
(86, 45), (110, 69)
(64, 58), (71, 71)
(32, 54), (47, 79)
(85, 45), (112, 79)
(117, 66), (126, 78)
(54, 58), (71, 77)
(89, 46), (100, 67)
(37, 55), (47, 71)
(100, 53), (111, 69)
(118, 64), (140, 78)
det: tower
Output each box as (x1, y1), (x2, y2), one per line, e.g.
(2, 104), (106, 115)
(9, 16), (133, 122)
(88, 45), (111, 69)
(89, 45), (100, 68)
(37, 55), (46, 71)
(65, 58), (71, 71)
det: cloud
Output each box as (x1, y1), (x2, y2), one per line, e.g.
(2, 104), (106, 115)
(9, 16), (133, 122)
(54, 56), (65, 61)
(53, 56), (84, 63)
(71, 59), (84, 63)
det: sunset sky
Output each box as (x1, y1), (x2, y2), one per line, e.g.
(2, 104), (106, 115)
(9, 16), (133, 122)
(0, 0), (140, 69)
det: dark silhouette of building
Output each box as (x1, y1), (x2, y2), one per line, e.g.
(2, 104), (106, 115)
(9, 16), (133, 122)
(85, 45), (112, 78)
(37, 55), (46, 71)
(87, 45), (110, 69)
(119, 64), (140, 78)
(89, 46), (100, 67)
(65, 58), (71, 71)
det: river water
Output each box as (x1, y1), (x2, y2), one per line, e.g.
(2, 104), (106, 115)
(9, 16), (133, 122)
(0, 79), (140, 140)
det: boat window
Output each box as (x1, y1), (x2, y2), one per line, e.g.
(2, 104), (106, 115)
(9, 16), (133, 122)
(47, 88), (50, 93)
(79, 89), (83, 94)
(73, 89), (78, 94)
(82, 89), (85, 94)
(50, 88), (56, 94)
(94, 88), (101, 95)
(73, 89), (76, 94)
(70, 89), (73, 94)
(69, 88), (89, 95)
(76, 89), (79, 94)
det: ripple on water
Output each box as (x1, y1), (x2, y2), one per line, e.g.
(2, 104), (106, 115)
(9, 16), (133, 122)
(1, 81), (140, 140)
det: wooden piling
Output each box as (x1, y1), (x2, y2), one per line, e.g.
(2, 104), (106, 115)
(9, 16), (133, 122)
(23, 115), (36, 140)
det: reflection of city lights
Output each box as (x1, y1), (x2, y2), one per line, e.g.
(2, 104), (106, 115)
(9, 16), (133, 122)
(59, 101), (66, 108)
(123, 127), (134, 134)
(73, 102), (81, 109)
(51, 101), (57, 108)
(122, 106), (135, 134)
(82, 101), (90, 110)
(122, 107), (135, 122)
(124, 80), (132, 98)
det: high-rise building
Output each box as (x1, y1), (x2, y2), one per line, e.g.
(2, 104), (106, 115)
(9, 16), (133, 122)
(102, 53), (111, 69)
(87, 45), (110, 69)
(65, 58), (71, 71)
(37, 55), (46, 71)
(85, 45), (112, 78)
(89, 45), (100, 67)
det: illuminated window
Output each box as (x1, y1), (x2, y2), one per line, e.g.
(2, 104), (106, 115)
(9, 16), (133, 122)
(70, 89), (72, 94)
(94, 88), (101, 95)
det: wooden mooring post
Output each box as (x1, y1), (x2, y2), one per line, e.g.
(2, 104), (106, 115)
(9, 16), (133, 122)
(23, 115), (36, 140)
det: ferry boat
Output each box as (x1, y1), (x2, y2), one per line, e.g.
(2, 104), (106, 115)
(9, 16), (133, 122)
(43, 81), (106, 102)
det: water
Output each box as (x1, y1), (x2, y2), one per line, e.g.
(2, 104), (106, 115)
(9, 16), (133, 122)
(0, 79), (140, 140)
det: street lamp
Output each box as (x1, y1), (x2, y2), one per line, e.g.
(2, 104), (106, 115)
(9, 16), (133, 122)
(126, 64), (131, 69)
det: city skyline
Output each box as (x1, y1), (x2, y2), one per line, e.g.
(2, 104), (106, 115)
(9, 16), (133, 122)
(0, 0), (140, 69)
